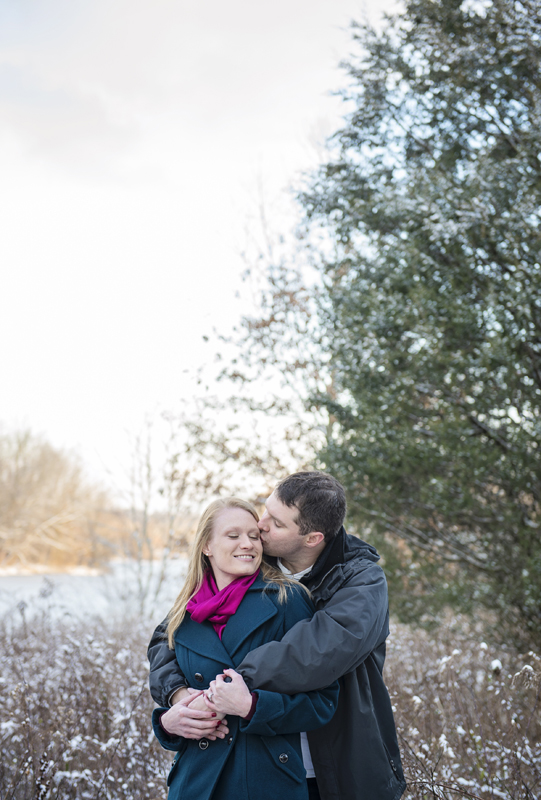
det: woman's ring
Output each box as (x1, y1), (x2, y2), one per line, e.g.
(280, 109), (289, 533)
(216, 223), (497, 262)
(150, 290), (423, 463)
(207, 691), (214, 702)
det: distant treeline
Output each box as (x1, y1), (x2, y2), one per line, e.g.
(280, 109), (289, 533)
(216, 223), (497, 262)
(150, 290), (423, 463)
(0, 429), (191, 570)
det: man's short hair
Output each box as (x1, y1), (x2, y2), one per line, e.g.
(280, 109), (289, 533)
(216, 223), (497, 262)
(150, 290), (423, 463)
(275, 471), (347, 541)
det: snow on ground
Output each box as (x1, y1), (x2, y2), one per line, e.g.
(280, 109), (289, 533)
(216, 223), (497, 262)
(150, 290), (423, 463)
(0, 557), (189, 623)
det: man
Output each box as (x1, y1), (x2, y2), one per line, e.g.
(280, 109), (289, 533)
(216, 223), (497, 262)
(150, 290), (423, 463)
(148, 471), (406, 800)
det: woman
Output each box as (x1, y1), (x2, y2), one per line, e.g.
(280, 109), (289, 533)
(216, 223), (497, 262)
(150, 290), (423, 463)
(152, 497), (339, 800)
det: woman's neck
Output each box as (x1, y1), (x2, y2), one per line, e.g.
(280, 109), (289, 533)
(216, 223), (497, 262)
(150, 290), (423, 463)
(212, 572), (258, 592)
(214, 574), (233, 592)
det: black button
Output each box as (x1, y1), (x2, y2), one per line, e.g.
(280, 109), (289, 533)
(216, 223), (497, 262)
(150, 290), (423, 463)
(194, 673), (204, 682)
(199, 739), (209, 750)
(279, 753), (288, 763)
(227, 736), (233, 745)
(224, 675), (232, 683)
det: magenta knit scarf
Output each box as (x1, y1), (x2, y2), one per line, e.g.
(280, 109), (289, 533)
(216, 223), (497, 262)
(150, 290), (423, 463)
(186, 569), (260, 639)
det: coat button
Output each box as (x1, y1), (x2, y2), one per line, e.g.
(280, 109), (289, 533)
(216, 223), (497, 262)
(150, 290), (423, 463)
(227, 736), (233, 745)
(194, 673), (204, 682)
(279, 753), (288, 763)
(199, 739), (209, 750)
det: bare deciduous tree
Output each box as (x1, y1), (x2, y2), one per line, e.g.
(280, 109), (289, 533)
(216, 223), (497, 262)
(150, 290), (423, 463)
(0, 429), (109, 568)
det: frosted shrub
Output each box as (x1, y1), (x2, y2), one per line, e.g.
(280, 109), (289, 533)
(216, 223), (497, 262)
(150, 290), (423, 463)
(1, 609), (540, 799)
(0, 610), (169, 800)
(386, 622), (541, 799)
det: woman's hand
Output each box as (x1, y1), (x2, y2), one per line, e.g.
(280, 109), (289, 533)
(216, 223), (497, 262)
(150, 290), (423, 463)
(187, 690), (225, 719)
(160, 691), (229, 740)
(204, 669), (253, 718)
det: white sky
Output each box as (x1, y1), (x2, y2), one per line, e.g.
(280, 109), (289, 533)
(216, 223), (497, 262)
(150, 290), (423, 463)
(0, 0), (396, 498)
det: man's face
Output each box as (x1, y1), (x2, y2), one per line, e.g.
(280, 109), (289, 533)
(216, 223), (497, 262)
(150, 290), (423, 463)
(258, 491), (304, 559)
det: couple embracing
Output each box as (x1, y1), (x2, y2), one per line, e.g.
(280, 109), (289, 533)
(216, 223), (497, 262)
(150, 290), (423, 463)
(148, 471), (406, 800)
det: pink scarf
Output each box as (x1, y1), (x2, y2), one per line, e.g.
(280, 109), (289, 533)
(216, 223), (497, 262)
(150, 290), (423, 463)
(186, 569), (260, 639)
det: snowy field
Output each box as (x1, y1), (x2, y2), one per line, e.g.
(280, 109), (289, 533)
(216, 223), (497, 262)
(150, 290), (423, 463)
(0, 557), (189, 624)
(2, 604), (540, 800)
(1, 561), (540, 799)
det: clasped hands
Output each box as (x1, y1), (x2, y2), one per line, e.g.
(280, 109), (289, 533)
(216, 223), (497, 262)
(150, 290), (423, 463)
(160, 669), (252, 741)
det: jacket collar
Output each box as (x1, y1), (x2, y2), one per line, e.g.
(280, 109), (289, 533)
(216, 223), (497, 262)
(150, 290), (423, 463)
(302, 527), (380, 590)
(302, 526), (346, 587)
(174, 573), (278, 662)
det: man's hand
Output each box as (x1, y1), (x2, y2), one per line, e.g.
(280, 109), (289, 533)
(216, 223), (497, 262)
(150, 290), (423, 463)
(204, 669), (252, 718)
(160, 691), (229, 740)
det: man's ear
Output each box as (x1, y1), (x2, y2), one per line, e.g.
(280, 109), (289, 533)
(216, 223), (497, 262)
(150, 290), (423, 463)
(305, 532), (325, 549)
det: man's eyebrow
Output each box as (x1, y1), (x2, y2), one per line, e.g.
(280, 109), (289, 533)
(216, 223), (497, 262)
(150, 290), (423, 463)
(266, 504), (285, 525)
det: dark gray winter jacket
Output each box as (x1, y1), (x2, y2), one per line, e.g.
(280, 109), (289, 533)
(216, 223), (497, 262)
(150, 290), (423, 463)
(148, 529), (406, 800)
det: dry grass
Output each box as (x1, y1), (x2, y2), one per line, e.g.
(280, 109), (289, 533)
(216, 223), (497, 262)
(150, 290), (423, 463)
(1, 609), (539, 800)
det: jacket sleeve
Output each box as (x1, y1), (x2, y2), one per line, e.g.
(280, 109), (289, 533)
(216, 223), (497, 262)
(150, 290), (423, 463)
(151, 707), (187, 752)
(239, 585), (339, 734)
(147, 619), (188, 707)
(239, 683), (339, 737)
(238, 561), (389, 694)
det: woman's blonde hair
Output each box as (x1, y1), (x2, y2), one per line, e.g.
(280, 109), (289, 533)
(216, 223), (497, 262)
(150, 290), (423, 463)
(166, 496), (305, 648)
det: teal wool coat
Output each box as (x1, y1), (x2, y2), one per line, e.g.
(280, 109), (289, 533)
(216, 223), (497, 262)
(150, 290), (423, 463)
(152, 576), (339, 800)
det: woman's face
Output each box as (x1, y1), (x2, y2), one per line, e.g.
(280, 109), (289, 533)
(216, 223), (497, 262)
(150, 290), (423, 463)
(204, 507), (263, 590)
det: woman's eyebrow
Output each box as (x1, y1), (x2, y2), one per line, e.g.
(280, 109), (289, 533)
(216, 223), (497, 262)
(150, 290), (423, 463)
(223, 526), (260, 534)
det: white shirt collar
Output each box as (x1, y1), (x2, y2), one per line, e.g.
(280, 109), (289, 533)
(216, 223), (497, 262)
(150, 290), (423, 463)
(277, 558), (313, 581)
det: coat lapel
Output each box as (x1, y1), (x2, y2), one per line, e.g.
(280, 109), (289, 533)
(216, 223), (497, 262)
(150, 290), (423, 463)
(221, 575), (278, 659)
(174, 575), (279, 665)
(174, 613), (234, 667)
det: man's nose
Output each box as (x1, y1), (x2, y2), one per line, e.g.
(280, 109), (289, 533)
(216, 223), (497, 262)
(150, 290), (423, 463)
(258, 512), (270, 531)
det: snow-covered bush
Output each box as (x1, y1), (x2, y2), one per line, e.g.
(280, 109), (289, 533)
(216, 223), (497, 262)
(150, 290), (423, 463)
(1, 608), (540, 799)
(0, 610), (168, 799)
(386, 622), (541, 799)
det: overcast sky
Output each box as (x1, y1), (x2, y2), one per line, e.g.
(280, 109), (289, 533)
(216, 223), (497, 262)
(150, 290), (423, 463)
(0, 0), (396, 497)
